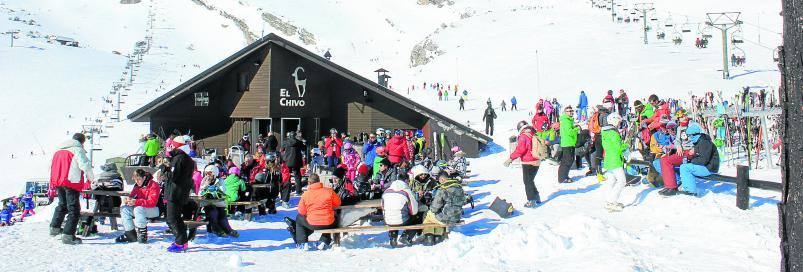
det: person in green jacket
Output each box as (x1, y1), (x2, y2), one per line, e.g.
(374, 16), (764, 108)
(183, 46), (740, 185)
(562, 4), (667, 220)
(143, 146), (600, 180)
(373, 146), (387, 177)
(143, 134), (161, 166)
(558, 107), (580, 183)
(224, 167), (246, 204)
(601, 114), (628, 212)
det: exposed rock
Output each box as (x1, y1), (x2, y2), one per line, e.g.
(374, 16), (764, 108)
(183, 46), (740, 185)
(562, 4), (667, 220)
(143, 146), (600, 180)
(416, 0), (455, 8)
(410, 37), (444, 67)
(262, 12), (317, 45)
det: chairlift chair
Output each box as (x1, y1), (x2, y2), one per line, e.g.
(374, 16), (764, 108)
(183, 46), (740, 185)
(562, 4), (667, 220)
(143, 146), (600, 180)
(672, 30), (683, 45)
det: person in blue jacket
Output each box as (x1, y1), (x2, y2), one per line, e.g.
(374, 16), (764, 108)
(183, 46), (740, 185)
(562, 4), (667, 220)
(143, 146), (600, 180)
(0, 206), (13, 226)
(20, 192), (36, 221)
(577, 91), (589, 121)
(511, 96), (518, 111)
(362, 133), (381, 174)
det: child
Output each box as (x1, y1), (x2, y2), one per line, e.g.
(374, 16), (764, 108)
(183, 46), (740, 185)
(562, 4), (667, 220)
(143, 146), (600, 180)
(310, 141), (324, 174)
(342, 142), (361, 182)
(199, 166), (239, 238)
(601, 114), (628, 212)
(0, 205), (13, 226)
(325, 140), (339, 172)
(224, 167), (247, 216)
(19, 192), (36, 221)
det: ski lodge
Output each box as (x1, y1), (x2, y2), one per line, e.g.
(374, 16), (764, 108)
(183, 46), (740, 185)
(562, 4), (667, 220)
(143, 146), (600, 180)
(127, 33), (491, 157)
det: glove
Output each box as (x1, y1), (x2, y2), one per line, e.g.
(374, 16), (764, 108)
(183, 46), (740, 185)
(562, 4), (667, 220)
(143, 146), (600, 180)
(503, 159), (513, 167)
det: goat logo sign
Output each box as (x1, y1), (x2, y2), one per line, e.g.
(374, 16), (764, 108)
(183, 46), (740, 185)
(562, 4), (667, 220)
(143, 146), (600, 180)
(280, 66), (307, 107)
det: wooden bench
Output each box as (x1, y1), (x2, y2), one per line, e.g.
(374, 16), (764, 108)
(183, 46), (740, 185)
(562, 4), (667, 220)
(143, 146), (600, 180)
(317, 222), (464, 246)
(334, 199), (383, 227)
(79, 211), (205, 232)
(628, 159), (781, 209)
(227, 199), (267, 221)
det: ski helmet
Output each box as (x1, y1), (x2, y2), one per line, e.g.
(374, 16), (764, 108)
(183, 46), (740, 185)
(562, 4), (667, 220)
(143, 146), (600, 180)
(415, 130), (424, 138)
(516, 120), (529, 132)
(203, 165), (220, 177)
(606, 114), (622, 127)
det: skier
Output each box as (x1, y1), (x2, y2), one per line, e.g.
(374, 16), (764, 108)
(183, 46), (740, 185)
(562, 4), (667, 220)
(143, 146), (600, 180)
(438, 89), (443, 101)
(543, 99), (554, 122)
(603, 90), (615, 105)
(386, 130), (411, 165)
(558, 107), (580, 183)
(482, 102), (497, 136)
(282, 131), (306, 195)
(459, 96), (465, 111)
(443, 88), (449, 101)
(577, 91), (589, 121)
(532, 105), (550, 133)
(342, 143), (361, 181)
(511, 96), (518, 111)
(362, 134), (380, 174)
(19, 191), (36, 221)
(143, 134), (160, 166)
(504, 121), (544, 207)
(551, 98), (561, 122)
(49, 133), (94, 245)
(501, 100), (507, 111)
(601, 114), (628, 212)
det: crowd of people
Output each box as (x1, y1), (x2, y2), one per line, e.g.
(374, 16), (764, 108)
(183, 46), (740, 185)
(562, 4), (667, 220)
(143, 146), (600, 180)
(505, 90), (724, 212)
(46, 122), (472, 251)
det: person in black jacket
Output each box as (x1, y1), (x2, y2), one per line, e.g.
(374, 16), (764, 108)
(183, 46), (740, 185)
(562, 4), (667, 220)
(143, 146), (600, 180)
(482, 102), (497, 136)
(164, 138), (196, 253)
(675, 123), (719, 196)
(282, 131), (306, 195)
(265, 131), (279, 153)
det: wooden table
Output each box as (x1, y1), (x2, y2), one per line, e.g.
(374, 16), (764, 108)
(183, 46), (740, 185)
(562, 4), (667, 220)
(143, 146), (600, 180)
(335, 199), (382, 227)
(81, 190), (130, 232)
(82, 190), (130, 197)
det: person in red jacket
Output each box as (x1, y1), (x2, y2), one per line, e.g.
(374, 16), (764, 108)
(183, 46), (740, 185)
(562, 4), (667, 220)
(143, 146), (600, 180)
(647, 102), (671, 130)
(503, 121), (542, 208)
(386, 130), (411, 165)
(324, 128), (343, 171)
(532, 105), (550, 133)
(117, 169), (161, 244)
(49, 133), (94, 245)
(284, 174), (341, 249)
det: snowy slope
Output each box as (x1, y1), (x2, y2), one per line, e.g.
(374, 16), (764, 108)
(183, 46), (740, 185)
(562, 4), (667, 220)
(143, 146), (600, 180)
(0, 0), (785, 270)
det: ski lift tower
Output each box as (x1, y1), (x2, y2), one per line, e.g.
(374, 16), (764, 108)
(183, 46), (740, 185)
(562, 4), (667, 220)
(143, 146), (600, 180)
(81, 124), (104, 167)
(635, 3), (655, 44)
(706, 12), (742, 79)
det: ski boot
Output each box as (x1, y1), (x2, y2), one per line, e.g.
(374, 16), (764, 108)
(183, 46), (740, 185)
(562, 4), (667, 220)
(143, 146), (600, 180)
(166, 242), (188, 253)
(61, 234), (82, 245)
(659, 188), (678, 197)
(137, 228), (148, 244)
(423, 234), (435, 246)
(115, 230), (137, 243)
(49, 227), (63, 237)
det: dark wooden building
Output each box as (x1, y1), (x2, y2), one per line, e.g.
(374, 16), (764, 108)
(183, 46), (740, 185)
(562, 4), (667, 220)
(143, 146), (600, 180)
(128, 33), (491, 157)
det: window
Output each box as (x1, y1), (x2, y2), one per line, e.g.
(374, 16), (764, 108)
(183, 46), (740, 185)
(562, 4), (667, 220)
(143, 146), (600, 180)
(194, 92), (209, 107)
(237, 72), (250, 92)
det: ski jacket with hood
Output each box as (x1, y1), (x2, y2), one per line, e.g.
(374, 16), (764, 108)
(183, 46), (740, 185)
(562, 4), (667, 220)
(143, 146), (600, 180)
(298, 183), (341, 226)
(165, 149), (195, 204)
(510, 127), (539, 165)
(386, 136), (411, 164)
(382, 180), (419, 225)
(130, 179), (161, 208)
(601, 126), (628, 170)
(50, 139), (94, 192)
(430, 179), (465, 224)
(559, 114), (580, 147)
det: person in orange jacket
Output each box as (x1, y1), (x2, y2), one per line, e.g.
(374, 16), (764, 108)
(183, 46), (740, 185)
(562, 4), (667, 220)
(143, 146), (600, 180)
(284, 174), (341, 249)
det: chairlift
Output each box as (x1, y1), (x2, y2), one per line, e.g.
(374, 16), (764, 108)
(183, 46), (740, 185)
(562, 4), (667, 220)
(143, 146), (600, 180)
(624, 17), (631, 23)
(731, 46), (746, 66)
(731, 28), (744, 44)
(650, 18), (658, 21)
(618, 16), (624, 22)
(633, 17), (640, 22)
(672, 30), (683, 45)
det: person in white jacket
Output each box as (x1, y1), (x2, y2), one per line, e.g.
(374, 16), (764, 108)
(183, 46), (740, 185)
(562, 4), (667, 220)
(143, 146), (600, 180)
(382, 179), (418, 247)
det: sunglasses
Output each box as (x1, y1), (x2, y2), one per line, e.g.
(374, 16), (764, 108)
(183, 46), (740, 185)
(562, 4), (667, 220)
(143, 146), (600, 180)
(688, 133), (701, 137)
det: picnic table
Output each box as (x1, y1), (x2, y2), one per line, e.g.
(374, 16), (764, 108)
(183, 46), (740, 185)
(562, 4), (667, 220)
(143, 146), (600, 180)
(81, 190), (130, 233)
(335, 199), (382, 228)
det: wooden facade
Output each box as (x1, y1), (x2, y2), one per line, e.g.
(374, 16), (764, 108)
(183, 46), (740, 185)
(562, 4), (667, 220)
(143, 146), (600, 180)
(128, 34), (491, 157)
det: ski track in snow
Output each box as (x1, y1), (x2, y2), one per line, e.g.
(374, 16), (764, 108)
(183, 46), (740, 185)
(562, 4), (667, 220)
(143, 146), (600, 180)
(0, 0), (784, 270)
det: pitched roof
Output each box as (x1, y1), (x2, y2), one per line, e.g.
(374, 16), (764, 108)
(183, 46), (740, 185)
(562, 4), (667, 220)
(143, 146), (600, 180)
(127, 33), (492, 144)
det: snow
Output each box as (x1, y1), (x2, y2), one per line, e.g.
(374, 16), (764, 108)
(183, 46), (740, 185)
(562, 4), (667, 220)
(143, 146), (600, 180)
(0, 0), (785, 270)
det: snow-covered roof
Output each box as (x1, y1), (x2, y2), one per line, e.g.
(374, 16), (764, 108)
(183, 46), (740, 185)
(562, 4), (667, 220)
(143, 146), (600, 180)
(127, 33), (492, 144)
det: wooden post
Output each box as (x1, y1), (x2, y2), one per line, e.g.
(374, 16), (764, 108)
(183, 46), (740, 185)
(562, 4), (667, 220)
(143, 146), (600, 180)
(735, 165), (750, 210)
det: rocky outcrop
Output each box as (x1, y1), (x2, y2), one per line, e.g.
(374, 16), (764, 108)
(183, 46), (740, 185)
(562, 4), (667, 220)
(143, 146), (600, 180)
(262, 12), (317, 45)
(410, 37), (444, 67)
(190, 0), (257, 43)
(417, 0), (455, 8)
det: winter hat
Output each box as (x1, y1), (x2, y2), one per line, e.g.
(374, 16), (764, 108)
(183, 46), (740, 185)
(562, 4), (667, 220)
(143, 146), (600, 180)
(686, 122), (703, 143)
(333, 167), (346, 180)
(357, 163), (369, 175)
(379, 158), (392, 167)
(228, 167), (241, 176)
(344, 142), (353, 150)
(204, 165), (220, 177)
(451, 146), (461, 153)
(412, 165), (428, 178)
(170, 136), (186, 149)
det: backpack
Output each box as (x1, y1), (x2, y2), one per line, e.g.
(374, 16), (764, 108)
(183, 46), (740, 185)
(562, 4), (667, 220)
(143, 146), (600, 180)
(530, 134), (549, 162)
(200, 184), (224, 200)
(489, 197), (514, 218)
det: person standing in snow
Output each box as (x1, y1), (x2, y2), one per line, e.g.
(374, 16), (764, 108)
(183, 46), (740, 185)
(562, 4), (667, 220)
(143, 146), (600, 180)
(511, 96), (518, 111)
(164, 136), (196, 253)
(443, 88), (449, 101)
(49, 133), (94, 245)
(458, 96), (465, 111)
(577, 91), (589, 121)
(601, 114), (628, 212)
(482, 102), (497, 136)
(558, 107), (580, 183)
(143, 134), (161, 167)
(616, 89), (629, 117)
(504, 121), (543, 207)
(264, 131), (279, 154)
(501, 100), (507, 111)
(282, 131), (306, 195)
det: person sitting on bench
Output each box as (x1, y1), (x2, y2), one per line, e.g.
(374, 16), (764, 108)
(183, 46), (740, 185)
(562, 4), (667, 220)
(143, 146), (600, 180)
(199, 165), (239, 238)
(422, 173), (465, 246)
(284, 174), (341, 249)
(117, 169), (161, 244)
(382, 178), (419, 247)
(676, 123), (720, 196)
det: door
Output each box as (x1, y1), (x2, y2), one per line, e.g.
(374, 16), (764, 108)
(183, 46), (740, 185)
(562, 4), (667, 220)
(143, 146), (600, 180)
(281, 118), (301, 141)
(254, 118), (272, 138)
